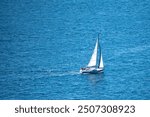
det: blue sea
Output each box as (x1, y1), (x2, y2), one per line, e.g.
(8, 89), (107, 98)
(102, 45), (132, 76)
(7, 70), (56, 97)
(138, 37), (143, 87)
(0, 0), (150, 100)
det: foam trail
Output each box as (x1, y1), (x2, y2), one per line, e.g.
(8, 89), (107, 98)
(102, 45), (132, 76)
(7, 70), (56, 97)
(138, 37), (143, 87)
(47, 70), (80, 77)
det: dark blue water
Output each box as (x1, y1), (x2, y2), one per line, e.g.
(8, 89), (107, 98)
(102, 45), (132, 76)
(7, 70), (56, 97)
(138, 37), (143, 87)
(0, 0), (150, 99)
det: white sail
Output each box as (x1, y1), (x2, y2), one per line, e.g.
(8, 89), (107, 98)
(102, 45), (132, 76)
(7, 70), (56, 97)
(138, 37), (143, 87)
(87, 39), (98, 67)
(99, 51), (104, 68)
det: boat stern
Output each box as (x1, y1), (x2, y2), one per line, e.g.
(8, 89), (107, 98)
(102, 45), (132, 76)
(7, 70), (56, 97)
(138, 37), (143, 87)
(80, 69), (83, 73)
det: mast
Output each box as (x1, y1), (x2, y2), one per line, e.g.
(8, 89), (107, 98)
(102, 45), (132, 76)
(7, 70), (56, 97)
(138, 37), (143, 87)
(97, 33), (101, 68)
(98, 33), (104, 68)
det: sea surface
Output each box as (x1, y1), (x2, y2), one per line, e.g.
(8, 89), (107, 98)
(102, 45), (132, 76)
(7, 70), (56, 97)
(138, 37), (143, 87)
(0, 0), (150, 99)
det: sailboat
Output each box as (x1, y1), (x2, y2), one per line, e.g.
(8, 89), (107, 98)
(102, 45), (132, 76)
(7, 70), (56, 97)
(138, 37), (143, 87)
(80, 33), (104, 74)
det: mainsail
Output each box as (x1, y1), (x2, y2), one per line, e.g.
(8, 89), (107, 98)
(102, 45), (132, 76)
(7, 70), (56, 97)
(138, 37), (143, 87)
(87, 39), (98, 67)
(99, 51), (104, 68)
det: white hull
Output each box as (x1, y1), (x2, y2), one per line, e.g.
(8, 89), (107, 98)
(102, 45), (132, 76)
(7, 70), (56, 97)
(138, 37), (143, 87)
(80, 67), (103, 74)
